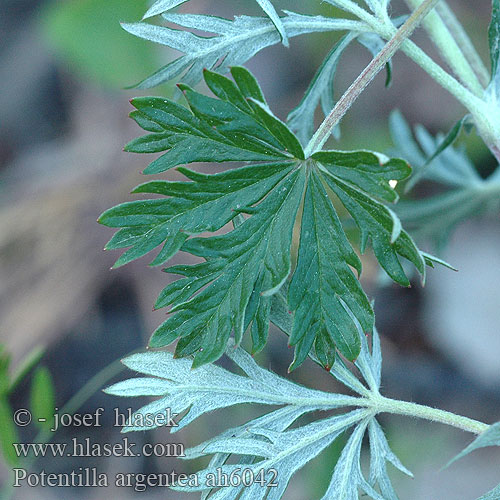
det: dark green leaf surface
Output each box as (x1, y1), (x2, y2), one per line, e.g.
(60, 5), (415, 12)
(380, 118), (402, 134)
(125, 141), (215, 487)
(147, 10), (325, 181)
(288, 170), (370, 366)
(100, 68), (429, 368)
(489, 0), (500, 79)
(314, 151), (424, 287)
(151, 168), (306, 367)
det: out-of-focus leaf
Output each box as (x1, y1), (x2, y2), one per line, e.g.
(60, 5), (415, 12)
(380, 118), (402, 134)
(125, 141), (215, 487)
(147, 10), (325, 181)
(446, 422), (500, 468)
(404, 116), (469, 193)
(0, 346), (11, 396)
(40, 0), (158, 88)
(0, 398), (19, 466)
(390, 111), (500, 250)
(9, 346), (45, 393)
(30, 366), (56, 432)
(489, 0), (500, 79)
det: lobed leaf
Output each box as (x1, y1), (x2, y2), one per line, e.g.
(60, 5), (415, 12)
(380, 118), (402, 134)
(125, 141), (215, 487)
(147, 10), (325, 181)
(314, 151), (424, 287)
(122, 11), (368, 88)
(150, 167), (306, 366)
(100, 68), (435, 368)
(141, 0), (288, 46)
(390, 111), (500, 251)
(288, 169), (371, 366)
(105, 342), (359, 433)
(107, 337), (410, 500)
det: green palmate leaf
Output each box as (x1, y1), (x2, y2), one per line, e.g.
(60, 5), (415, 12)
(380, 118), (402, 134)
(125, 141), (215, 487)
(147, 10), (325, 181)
(100, 68), (431, 368)
(152, 168), (306, 367)
(288, 169), (371, 367)
(314, 151), (424, 287)
(121, 11), (367, 88)
(101, 162), (294, 268)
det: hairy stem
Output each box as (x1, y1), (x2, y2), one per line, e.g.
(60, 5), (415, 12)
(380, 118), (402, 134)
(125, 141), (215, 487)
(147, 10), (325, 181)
(325, 0), (379, 27)
(404, 0), (484, 96)
(370, 394), (490, 435)
(305, 0), (442, 156)
(436, 1), (490, 87)
(397, 39), (485, 114)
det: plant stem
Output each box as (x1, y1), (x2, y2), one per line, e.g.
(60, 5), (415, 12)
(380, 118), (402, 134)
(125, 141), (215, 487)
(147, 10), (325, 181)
(305, 0), (442, 156)
(436, 1), (490, 87)
(369, 394), (490, 435)
(325, 0), (379, 27)
(491, 144), (500, 163)
(397, 39), (485, 114)
(404, 0), (484, 96)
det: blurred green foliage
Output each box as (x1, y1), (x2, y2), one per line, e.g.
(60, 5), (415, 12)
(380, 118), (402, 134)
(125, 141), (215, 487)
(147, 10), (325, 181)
(39, 0), (160, 89)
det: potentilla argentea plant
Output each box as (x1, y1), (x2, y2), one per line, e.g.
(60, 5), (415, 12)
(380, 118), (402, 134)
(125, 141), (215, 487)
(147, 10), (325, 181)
(99, 0), (500, 498)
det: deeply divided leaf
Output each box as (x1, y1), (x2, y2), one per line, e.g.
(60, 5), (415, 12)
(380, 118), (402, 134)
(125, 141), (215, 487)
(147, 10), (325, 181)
(100, 68), (431, 368)
(121, 11), (368, 88)
(106, 340), (411, 500)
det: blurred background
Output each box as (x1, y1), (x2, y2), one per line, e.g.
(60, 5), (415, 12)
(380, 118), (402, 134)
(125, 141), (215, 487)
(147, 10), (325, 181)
(0, 0), (499, 498)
